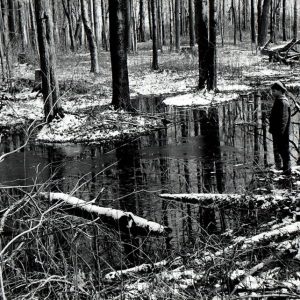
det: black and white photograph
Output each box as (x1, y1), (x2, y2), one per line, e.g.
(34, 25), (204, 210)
(0, 0), (300, 299)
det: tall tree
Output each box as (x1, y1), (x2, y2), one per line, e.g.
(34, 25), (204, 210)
(62, 0), (76, 51)
(93, 0), (102, 49)
(7, 0), (16, 41)
(81, 0), (99, 73)
(151, 0), (158, 69)
(257, 0), (262, 40)
(293, 0), (298, 39)
(195, 0), (208, 89)
(175, 0), (180, 51)
(231, 0), (237, 45)
(109, 0), (130, 109)
(0, 3), (5, 80)
(188, 0), (195, 47)
(258, 0), (271, 46)
(35, 0), (63, 122)
(139, 0), (145, 42)
(282, 0), (287, 41)
(251, 0), (256, 43)
(207, 0), (217, 91)
(169, 0), (174, 51)
(101, 0), (108, 50)
(18, 0), (28, 52)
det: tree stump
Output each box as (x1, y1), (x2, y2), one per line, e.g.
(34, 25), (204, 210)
(34, 69), (43, 84)
(18, 53), (26, 64)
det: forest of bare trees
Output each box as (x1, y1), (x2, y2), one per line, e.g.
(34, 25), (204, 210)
(0, 0), (299, 119)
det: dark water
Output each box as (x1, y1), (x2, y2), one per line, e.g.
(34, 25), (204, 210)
(0, 93), (299, 269)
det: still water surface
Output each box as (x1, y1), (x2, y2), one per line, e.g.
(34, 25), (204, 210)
(0, 94), (299, 268)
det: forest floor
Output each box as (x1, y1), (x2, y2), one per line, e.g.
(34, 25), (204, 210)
(1, 40), (300, 143)
(1, 41), (300, 299)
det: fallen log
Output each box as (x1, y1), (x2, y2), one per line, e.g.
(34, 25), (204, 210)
(159, 192), (300, 209)
(104, 259), (168, 282)
(40, 192), (170, 236)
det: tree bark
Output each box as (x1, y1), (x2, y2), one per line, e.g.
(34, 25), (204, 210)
(169, 0), (173, 51)
(7, 0), (15, 42)
(175, 0), (180, 51)
(257, 0), (262, 39)
(81, 0), (99, 73)
(52, 1), (60, 46)
(151, 0), (158, 69)
(293, 0), (297, 40)
(35, 0), (63, 123)
(231, 0), (237, 45)
(0, 4), (5, 80)
(18, 0), (28, 52)
(139, 0), (146, 42)
(251, 0), (256, 43)
(101, 0), (108, 50)
(62, 0), (75, 51)
(29, 0), (39, 54)
(109, 0), (130, 110)
(207, 0), (217, 91)
(195, 0), (208, 89)
(188, 0), (195, 47)
(258, 0), (271, 46)
(93, 0), (102, 49)
(282, 0), (286, 41)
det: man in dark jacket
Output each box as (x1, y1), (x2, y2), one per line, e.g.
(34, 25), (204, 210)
(269, 81), (291, 175)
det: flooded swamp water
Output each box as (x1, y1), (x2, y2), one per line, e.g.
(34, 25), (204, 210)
(0, 91), (300, 273)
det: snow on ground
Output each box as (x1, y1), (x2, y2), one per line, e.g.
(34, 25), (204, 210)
(36, 109), (162, 143)
(0, 90), (44, 127)
(163, 90), (240, 106)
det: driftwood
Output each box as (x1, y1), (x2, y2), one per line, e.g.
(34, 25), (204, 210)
(40, 192), (170, 236)
(159, 192), (300, 209)
(261, 38), (300, 65)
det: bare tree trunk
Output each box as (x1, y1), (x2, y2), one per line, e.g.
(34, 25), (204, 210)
(62, 0), (75, 51)
(93, 0), (102, 49)
(81, 0), (99, 73)
(29, 0), (39, 54)
(257, 0), (262, 39)
(238, 0), (242, 42)
(161, 0), (166, 45)
(251, 0), (256, 43)
(293, 0), (297, 39)
(282, 0), (286, 41)
(52, 1), (60, 46)
(7, 0), (16, 42)
(175, 0), (180, 51)
(126, 0), (132, 51)
(231, 0), (237, 45)
(101, 0), (108, 50)
(157, 0), (163, 50)
(258, 0), (271, 46)
(151, 0), (158, 69)
(18, 0), (28, 52)
(109, 0), (130, 109)
(139, 0), (145, 42)
(169, 0), (173, 51)
(35, 0), (63, 123)
(207, 0), (217, 91)
(148, 0), (152, 39)
(195, 0), (208, 89)
(0, 4), (5, 80)
(188, 0), (195, 47)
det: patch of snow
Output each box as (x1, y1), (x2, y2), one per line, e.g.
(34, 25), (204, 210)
(163, 91), (239, 107)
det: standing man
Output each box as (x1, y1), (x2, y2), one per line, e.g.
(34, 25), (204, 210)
(269, 81), (291, 175)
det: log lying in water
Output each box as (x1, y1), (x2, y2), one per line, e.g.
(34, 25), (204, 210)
(159, 192), (300, 209)
(40, 192), (170, 236)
